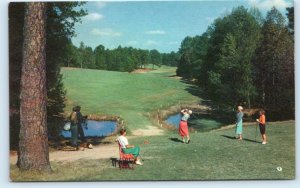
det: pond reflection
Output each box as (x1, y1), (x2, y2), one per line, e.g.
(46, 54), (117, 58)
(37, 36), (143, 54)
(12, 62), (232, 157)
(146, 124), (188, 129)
(165, 113), (226, 132)
(61, 120), (117, 137)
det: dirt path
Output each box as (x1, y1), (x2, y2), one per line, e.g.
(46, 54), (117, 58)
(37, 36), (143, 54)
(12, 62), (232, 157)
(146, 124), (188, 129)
(132, 125), (164, 136)
(10, 143), (119, 164)
(10, 126), (164, 164)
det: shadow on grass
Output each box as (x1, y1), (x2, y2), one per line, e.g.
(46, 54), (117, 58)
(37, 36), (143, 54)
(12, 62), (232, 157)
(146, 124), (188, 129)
(168, 137), (183, 143)
(110, 157), (119, 167)
(221, 135), (261, 143)
(243, 138), (261, 144)
(221, 135), (236, 140)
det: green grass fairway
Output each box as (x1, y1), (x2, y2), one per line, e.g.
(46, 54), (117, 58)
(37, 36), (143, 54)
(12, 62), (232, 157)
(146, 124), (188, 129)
(10, 121), (295, 180)
(61, 66), (199, 131)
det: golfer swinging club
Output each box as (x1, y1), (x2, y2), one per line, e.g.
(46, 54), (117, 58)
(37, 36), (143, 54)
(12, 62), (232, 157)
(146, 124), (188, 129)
(179, 108), (192, 144)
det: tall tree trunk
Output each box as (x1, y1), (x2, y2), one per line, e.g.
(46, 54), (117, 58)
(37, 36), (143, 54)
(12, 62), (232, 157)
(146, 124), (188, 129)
(18, 2), (51, 172)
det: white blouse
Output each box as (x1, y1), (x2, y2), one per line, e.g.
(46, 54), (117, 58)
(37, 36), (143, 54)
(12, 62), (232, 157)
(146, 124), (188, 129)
(117, 135), (128, 149)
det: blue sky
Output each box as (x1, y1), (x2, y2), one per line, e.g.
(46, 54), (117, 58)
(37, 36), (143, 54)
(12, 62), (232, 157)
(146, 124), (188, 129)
(73, 0), (293, 53)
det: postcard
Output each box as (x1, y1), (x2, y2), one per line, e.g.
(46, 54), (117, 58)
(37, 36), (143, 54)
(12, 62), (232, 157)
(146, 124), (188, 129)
(8, 0), (295, 182)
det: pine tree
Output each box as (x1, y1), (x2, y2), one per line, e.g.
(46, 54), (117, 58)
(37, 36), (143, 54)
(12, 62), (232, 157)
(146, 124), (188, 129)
(18, 2), (51, 171)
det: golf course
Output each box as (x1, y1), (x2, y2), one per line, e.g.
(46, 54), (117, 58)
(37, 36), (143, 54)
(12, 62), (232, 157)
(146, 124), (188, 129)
(61, 66), (200, 134)
(10, 66), (295, 181)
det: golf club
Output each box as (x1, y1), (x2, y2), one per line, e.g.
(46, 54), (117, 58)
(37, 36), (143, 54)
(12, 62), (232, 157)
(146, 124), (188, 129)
(139, 154), (145, 161)
(190, 112), (197, 118)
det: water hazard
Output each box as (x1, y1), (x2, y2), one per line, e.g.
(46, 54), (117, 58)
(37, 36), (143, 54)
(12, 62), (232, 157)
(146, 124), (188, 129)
(165, 113), (228, 132)
(61, 120), (117, 138)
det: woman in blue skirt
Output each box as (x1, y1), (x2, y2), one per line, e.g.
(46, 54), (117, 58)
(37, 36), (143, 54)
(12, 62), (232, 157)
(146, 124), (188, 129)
(235, 106), (244, 140)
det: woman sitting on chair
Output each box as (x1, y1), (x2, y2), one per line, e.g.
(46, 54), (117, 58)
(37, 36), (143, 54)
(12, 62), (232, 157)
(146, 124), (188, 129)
(116, 129), (143, 165)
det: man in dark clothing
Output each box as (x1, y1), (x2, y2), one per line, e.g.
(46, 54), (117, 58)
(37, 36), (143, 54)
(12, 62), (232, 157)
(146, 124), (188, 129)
(70, 106), (78, 148)
(75, 106), (87, 143)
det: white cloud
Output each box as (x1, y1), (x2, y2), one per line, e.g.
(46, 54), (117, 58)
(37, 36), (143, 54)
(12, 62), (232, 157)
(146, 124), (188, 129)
(95, 2), (106, 9)
(126, 41), (139, 46)
(168, 41), (180, 45)
(85, 12), (104, 21)
(90, 28), (122, 37)
(145, 30), (166, 35)
(145, 40), (158, 46)
(205, 16), (216, 24)
(219, 7), (232, 17)
(247, 0), (292, 10)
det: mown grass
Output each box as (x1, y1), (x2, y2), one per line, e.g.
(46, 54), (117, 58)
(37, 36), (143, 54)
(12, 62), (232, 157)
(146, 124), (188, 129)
(61, 66), (199, 131)
(10, 121), (295, 181)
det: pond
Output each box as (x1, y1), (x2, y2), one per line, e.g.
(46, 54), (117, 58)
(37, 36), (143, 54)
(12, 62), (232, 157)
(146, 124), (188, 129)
(165, 113), (229, 132)
(61, 120), (117, 138)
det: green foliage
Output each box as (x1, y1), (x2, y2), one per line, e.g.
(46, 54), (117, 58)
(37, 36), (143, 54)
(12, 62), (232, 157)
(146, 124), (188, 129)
(137, 49), (151, 68)
(94, 45), (107, 69)
(45, 2), (87, 138)
(150, 49), (162, 68)
(67, 42), (178, 72)
(176, 36), (194, 77)
(9, 3), (25, 149)
(64, 42), (82, 67)
(161, 51), (179, 67)
(198, 6), (261, 107)
(78, 42), (96, 69)
(253, 7), (294, 114)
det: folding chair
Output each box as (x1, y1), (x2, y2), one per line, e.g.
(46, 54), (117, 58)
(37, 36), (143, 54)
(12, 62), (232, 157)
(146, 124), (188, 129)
(117, 142), (135, 169)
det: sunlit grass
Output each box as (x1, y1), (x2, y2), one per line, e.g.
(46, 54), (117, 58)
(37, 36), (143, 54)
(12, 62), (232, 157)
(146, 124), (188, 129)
(61, 67), (199, 131)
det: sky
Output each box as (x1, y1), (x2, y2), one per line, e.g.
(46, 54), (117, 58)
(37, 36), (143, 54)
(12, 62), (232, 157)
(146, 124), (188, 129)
(72, 0), (294, 53)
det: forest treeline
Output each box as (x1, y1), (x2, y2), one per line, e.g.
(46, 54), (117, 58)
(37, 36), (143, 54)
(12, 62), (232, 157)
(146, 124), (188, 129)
(176, 6), (294, 120)
(63, 42), (179, 71)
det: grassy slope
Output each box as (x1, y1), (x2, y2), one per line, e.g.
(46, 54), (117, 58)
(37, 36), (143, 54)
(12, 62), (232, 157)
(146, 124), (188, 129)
(61, 66), (199, 131)
(10, 121), (295, 180)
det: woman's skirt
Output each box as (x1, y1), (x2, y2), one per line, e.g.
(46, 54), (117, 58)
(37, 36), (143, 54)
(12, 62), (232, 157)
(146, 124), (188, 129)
(259, 123), (266, 134)
(235, 121), (243, 135)
(179, 120), (189, 137)
(123, 146), (140, 157)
